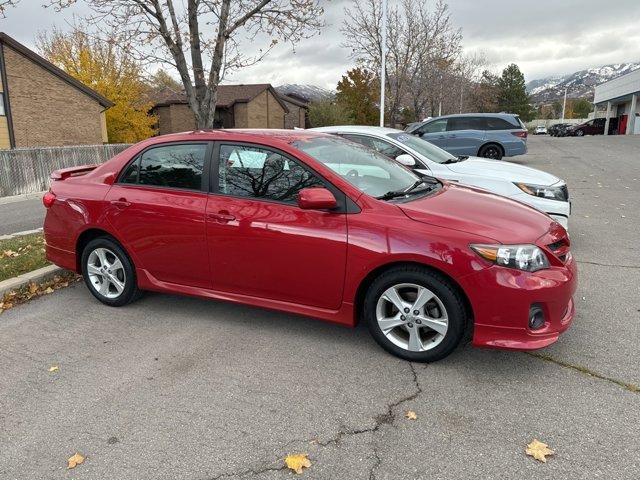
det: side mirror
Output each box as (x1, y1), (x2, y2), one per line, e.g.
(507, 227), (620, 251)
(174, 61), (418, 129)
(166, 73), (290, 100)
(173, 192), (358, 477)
(395, 154), (416, 167)
(297, 187), (338, 210)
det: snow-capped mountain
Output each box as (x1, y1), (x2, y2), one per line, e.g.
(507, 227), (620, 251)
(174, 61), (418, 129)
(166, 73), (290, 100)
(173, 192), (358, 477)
(527, 62), (640, 104)
(276, 84), (334, 102)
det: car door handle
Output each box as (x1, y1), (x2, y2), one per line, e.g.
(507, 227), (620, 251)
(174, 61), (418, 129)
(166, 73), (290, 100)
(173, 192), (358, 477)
(110, 198), (131, 208)
(208, 212), (236, 223)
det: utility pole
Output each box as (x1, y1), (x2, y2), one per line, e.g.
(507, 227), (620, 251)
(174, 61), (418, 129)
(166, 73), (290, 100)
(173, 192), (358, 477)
(561, 87), (567, 121)
(379, 0), (387, 127)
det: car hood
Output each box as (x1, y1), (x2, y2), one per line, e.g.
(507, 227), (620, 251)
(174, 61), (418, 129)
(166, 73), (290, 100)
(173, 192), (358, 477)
(443, 157), (561, 186)
(399, 183), (558, 244)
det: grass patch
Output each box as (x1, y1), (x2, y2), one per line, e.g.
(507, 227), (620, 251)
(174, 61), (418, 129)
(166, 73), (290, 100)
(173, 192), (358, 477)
(0, 233), (50, 282)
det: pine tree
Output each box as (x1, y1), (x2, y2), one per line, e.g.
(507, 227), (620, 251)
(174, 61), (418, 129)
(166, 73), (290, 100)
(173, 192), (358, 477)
(497, 64), (534, 121)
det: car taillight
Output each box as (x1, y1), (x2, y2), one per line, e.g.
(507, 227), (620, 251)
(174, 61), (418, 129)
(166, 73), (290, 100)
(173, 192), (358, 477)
(43, 191), (56, 208)
(511, 131), (527, 139)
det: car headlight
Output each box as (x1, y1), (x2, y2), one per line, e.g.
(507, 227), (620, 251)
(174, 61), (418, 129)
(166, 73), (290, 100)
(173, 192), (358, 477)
(515, 182), (568, 201)
(470, 244), (550, 272)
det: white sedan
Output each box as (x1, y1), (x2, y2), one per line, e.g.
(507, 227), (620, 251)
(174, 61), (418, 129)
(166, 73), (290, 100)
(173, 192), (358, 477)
(311, 126), (570, 229)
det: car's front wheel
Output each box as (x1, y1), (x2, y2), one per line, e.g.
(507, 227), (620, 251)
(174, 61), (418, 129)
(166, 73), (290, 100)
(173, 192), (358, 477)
(363, 266), (467, 362)
(575, 129), (584, 137)
(81, 237), (140, 307)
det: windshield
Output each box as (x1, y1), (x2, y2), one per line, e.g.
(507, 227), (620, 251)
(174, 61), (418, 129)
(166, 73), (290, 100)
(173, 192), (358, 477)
(386, 133), (456, 164)
(293, 136), (421, 197)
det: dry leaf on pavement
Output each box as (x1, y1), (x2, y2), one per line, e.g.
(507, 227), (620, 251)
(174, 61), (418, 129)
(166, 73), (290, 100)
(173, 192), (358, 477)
(405, 410), (417, 420)
(48, 365), (59, 372)
(284, 453), (311, 474)
(526, 439), (554, 463)
(67, 452), (85, 469)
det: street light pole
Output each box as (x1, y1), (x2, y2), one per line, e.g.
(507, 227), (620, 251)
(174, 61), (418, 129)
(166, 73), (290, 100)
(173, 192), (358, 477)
(561, 87), (567, 121)
(379, 0), (387, 127)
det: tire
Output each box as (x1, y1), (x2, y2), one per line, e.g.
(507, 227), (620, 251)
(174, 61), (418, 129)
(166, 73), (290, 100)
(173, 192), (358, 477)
(81, 236), (140, 307)
(575, 129), (584, 137)
(478, 143), (503, 160)
(363, 266), (467, 362)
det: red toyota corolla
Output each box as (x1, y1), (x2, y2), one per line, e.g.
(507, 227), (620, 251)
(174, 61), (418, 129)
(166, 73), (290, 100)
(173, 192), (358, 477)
(43, 130), (577, 362)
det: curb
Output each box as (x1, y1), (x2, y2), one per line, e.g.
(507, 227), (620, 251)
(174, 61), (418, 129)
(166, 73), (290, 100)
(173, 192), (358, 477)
(0, 191), (46, 206)
(0, 265), (64, 298)
(0, 228), (43, 241)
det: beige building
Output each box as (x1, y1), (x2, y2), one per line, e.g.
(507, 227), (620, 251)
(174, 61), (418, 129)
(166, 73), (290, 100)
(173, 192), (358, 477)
(151, 84), (307, 134)
(0, 33), (113, 149)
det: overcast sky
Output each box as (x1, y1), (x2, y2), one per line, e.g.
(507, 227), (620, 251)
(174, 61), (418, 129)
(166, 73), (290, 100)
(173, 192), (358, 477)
(2, 0), (640, 88)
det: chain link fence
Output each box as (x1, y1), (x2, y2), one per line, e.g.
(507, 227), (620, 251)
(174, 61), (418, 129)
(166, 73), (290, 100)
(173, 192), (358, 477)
(0, 144), (132, 198)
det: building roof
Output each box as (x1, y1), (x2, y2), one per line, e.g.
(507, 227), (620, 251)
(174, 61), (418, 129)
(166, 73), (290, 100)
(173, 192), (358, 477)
(594, 68), (640, 105)
(152, 83), (289, 112)
(279, 94), (309, 109)
(0, 32), (114, 109)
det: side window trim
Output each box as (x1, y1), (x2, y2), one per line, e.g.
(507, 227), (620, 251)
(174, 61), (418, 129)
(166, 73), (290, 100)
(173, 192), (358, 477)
(210, 140), (355, 213)
(115, 141), (213, 193)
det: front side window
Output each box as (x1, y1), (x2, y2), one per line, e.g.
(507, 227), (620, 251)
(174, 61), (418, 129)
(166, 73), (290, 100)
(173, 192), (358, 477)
(293, 136), (421, 198)
(218, 144), (323, 204)
(418, 119), (447, 134)
(121, 144), (207, 190)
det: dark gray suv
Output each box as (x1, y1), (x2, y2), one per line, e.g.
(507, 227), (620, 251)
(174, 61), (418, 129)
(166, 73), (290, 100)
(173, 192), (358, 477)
(405, 113), (528, 160)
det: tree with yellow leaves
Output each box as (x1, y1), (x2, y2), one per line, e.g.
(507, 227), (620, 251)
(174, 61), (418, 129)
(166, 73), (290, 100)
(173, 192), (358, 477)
(38, 27), (156, 143)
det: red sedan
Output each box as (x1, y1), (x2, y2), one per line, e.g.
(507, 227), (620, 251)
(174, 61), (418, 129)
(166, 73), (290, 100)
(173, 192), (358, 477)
(43, 130), (577, 362)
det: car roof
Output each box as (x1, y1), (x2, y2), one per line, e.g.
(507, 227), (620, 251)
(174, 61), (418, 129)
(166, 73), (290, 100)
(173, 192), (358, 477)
(425, 113), (520, 120)
(310, 125), (403, 135)
(141, 128), (330, 147)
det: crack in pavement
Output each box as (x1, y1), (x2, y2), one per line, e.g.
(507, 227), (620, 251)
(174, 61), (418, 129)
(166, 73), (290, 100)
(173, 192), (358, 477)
(577, 260), (640, 269)
(201, 362), (424, 479)
(525, 352), (640, 394)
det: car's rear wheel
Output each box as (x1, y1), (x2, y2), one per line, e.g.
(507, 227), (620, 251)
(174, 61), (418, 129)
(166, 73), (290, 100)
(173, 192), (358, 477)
(478, 143), (503, 160)
(363, 266), (466, 362)
(81, 237), (140, 307)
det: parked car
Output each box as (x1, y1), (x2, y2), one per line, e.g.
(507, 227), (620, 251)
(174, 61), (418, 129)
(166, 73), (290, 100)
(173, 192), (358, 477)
(404, 113), (528, 160)
(311, 126), (571, 229)
(548, 123), (572, 137)
(43, 130), (576, 362)
(534, 125), (548, 135)
(567, 117), (618, 136)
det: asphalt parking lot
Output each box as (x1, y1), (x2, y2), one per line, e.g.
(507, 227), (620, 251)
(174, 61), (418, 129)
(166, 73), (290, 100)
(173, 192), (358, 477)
(1, 135), (639, 479)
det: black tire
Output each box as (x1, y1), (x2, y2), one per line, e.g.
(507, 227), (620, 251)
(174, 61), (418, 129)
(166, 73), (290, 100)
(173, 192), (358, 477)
(363, 266), (467, 362)
(575, 129), (584, 137)
(81, 236), (140, 307)
(478, 143), (504, 160)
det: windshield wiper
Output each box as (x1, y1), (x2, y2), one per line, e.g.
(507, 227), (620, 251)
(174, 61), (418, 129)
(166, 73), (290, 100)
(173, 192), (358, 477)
(457, 155), (469, 161)
(376, 180), (432, 200)
(442, 158), (458, 164)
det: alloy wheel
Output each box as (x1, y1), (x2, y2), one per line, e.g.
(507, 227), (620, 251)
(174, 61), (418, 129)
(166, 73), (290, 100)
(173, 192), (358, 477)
(86, 247), (127, 299)
(375, 283), (448, 352)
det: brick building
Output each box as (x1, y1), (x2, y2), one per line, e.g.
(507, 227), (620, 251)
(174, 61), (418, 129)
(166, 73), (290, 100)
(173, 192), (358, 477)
(0, 33), (113, 149)
(151, 84), (307, 134)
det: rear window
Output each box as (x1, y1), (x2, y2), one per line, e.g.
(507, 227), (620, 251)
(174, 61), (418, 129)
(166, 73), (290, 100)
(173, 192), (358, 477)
(485, 117), (520, 130)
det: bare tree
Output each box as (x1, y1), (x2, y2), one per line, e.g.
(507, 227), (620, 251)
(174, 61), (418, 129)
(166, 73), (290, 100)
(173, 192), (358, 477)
(35, 0), (324, 128)
(0, 0), (19, 16)
(342, 0), (463, 124)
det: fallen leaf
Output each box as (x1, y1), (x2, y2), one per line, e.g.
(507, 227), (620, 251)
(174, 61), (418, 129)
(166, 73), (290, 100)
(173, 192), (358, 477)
(67, 452), (85, 469)
(48, 365), (59, 372)
(284, 453), (311, 474)
(28, 283), (38, 294)
(44, 287), (54, 294)
(526, 439), (554, 463)
(405, 410), (417, 420)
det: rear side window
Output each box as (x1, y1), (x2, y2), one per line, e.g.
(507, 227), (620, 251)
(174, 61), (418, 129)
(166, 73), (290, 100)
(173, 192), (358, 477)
(342, 134), (406, 160)
(120, 143), (207, 190)
(218, 144), (324, 204)
(447, 117), (484, 131)
(485, 117), (519, 130)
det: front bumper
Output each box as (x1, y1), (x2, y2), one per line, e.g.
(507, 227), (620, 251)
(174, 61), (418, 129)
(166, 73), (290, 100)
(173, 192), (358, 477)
(509, 192), (570, 230)
(459, 254), (577, 350)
